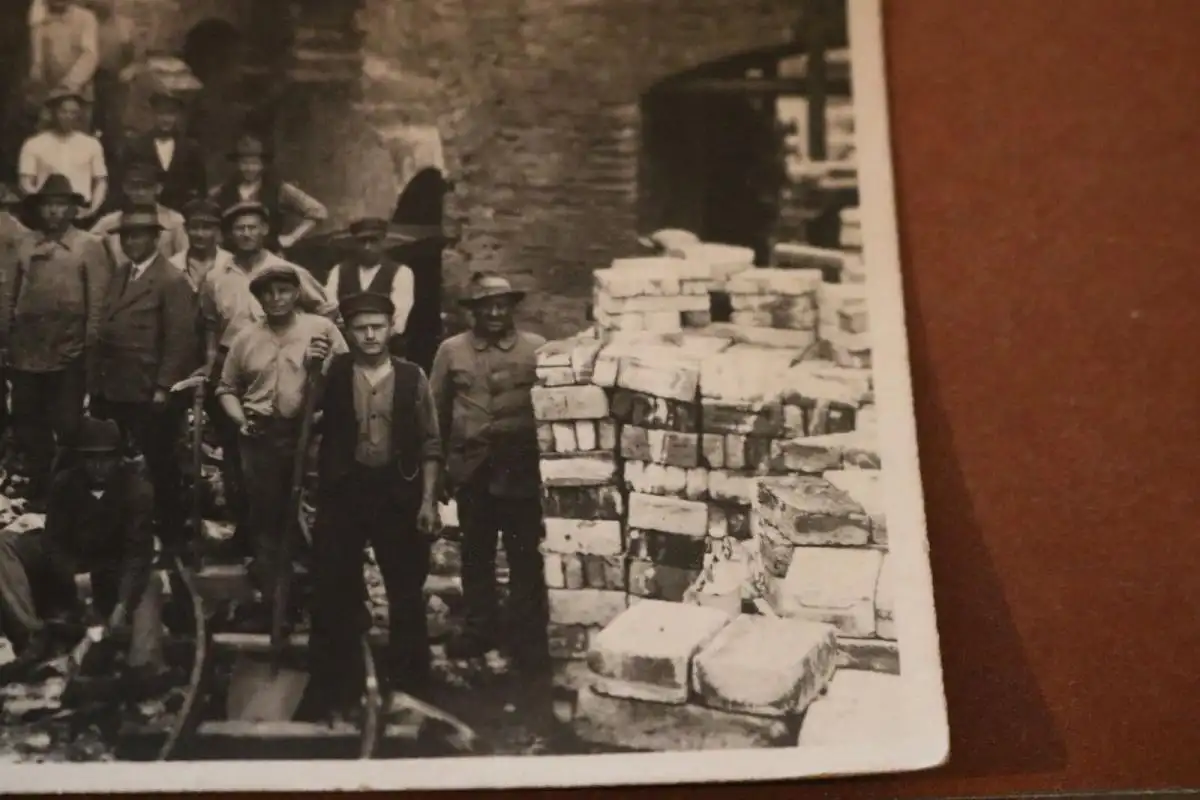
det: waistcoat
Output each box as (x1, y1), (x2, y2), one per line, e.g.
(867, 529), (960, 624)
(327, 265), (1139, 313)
(338, 259), (400, 298)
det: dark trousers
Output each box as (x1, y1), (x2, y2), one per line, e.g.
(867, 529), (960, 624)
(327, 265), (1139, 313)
(209, 349), (248, 540)
(91, 396), (187, 547)
(10, 359), (87, 496)
(238, 418), (302, 595)
(455, 471), (549, 660)
(310, 465), (430, 708)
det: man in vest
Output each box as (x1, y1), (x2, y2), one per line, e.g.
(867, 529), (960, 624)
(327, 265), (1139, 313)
(302, 292), (441, 720)
(120, 89), (207, 214)
(429, 272), (549, 672)
(323, 218), (414, 357)
(90, 159), (188, 265)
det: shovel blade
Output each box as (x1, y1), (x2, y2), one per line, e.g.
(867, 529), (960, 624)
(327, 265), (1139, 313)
(226, 655), (309, 723)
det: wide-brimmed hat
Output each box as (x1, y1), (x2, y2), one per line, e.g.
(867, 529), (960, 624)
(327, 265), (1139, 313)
(221, 200), (271, 228)
(348, 217), (389, 238)
(114, 206), (165, 235)
(248, 261), (302, 296)
(182, 197), (222, 225)
(45, 86), (86, 108)
(339, 291), (395, 323)
(75, 417), (122, 454)
(458, 272), (526, 306)
(226, 133), (274, 162)
(30, 174), (85, 205)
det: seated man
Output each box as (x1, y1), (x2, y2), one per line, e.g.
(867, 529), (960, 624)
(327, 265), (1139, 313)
(0, 416), (164, 681)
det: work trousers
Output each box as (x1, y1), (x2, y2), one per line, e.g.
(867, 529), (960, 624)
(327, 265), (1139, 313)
(209, 349), (248, 542)
(90, 396), (187, 548)
(0, 529), (163, 668)
(10, 359), (87, 497)
(238, 418), (302, 597)
(310, 464), (430, 708)
(455, 470), (549, 661)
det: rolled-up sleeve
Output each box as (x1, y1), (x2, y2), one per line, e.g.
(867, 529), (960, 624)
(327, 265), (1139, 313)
(413, 368), (443, 463)
(279, 182), (328, 223)
(216, 339), (243, 397)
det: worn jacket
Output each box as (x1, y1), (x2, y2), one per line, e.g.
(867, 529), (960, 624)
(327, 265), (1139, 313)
(0, 227), (111, 372)
(94, 253), (197, 402)
(120, 133), (208, 212)
(41, 460), (156, 617)
(429, 329), (545, 498)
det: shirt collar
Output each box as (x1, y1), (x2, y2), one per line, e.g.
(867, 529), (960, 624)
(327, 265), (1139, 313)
(130, 254), (157, 279)
(470, 330), (517, 352)
(33, 227), (78, 250)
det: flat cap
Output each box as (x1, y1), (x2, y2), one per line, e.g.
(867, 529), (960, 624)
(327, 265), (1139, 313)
(339, 291), (395, 323)
(181, 197), (222, 225)
(247, 260), (302, 295)
(221, 200), (271, 226)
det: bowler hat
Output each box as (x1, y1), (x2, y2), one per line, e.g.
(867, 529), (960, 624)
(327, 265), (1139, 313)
(248, 261), (302, 296)
(182, 198), (222, 225)
(458, 272), (525, 306)
(75, 417), (122, 454)
(226, 133), (273, 162)
(45, 86), (86, 108)
(114, 206), (165, 235)
(221, 200), (271, 227)
(30, 174), (85, 206)
(349, 217), (389, 238)
(339, 291), (395, 323)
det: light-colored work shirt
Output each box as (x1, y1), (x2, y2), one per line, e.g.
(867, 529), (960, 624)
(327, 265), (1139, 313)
(90, 204), (188, 265)
(19, 131), (107, 204)
(324, 262), (415, 333)
(216, 313), (347, 420)
(169, 247), (232, 294)
(28, 2), (98, 102)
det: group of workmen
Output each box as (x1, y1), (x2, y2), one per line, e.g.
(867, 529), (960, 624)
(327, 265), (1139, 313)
(0, 8), (554, 724)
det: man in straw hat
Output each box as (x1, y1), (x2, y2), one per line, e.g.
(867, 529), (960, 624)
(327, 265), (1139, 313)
(323, 217), (415, 357)
(429, 272), (550, 671)
(120, 87), (207, 214)
(302, 291), (441, 719)
(199, 201), (334, 552)
(91, 205), (197, 551)
(18, 87), (108, 226)
(210, 132), (327, 255)
(90, 159), (188, 264)
(0, 174), (110, 506)
(0, 416), (163, 682)
(215, 259), (346, 627)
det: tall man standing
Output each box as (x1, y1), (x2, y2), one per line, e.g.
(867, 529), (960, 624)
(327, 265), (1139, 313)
(429, 272), (549, 671)
(305, 292), (441, 720)
(91, 206), (197, 551)
(18, 89), (108, 227)
(120, 89), (207, 213)
(0, 174), (110, 505)
(215, 262), (346, 627)
(322, 218), (414, 357)
(90, 160), (188, 264)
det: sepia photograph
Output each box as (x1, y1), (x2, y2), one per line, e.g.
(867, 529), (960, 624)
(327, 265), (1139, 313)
(0, 0), (947, 792)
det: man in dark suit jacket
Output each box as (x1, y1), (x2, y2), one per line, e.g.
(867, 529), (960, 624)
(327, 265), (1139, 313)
(119, 89), (207, 213)
(91, 205), (197, 550)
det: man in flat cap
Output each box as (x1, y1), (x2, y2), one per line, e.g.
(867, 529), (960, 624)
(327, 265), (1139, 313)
(91, 205), (197, 553)
(302, 291), (441, 719)
(120, 89), (207, 214)
(216, 260), (346, 627)
(0, 174), (110, 506)
(323, 218), (414, 357)
(90, 159), (188, 265)
(199, 201), (334, 554)
(170, 198), (230, 295)
(429, 272), (549, 671)
(18, 88), (108, 226)
(0, 416), (163, 681)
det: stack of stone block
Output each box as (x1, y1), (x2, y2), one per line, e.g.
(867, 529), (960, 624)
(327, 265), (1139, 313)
(723, 267), (822, 346)
(839, 207), (862, 253)
(770, 240), (870, 369)
(591, 256), (718, 334)
(571, 599), (840, 751)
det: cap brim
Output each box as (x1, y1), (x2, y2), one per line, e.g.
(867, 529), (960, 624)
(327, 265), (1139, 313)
(458, 290), (526, 306)
(76, 445), (119, 454)
(115, 224), (166, 234)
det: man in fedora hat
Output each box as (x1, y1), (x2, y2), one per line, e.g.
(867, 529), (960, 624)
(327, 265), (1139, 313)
(0, 173), (111, 505)
(429, 272), (550, 671)
(216, 260), (346, 625)
(0, 416), (164, 682)
(323, 217), (415, 358)
(90, 159), (187, 265)
(91, 204), (197, 551)
(120, 88), (207, 214)
(303, 291), (441, 719)
(198, 202), (333, 552)
(18, 87), (109, 226)
(210, 132), (327, 255)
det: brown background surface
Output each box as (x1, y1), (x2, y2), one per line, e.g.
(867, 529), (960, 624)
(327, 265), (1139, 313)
(80, 0), (1200, 797)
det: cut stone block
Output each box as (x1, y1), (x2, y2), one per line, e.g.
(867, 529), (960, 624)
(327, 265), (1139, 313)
(542, 518), (624, 556)
(778, 361), (871, 409)
(623, 461), (688, 498)
(754, 476), (871, 546)
(539, 454), (617, 487)
(696, 323), (820, 351)
(627, 492), (708, 537)
(596, 293), (709, 315)
(768, 435), (846, 474)
(642, 311), (685, 333)
(626, 559), (700, 602)
(574, 685), (790, 751)
(594, 268), (680, 299)
(542, 551), (565, 589)
(548, 623), (590, 660)
(806, 400), (858, 437)
(702, 400), (785, 436)
(769, 547), (886, 637)
(726, 267), (822, 296)
(692, 615), (838, 718)
(536, 332), (603, 370)
(837, 637), (900, 674)
(751, 512), (796, 578)
(583, 555), (606, 589)
(596, 420), (618, 451)
(699, 347), (798, 405)
(536, 365), (577, 386)
(563, 554), (586, 589)
(683, 468), (709, 500)
(708, 470), (758, 505)
(550, 422), (577, 453)
(586, 598), (732, 704)
(609, 255), (713, 282)
(548, 588), (629, 628)
(707, 504), (729, 539)
(620, 426), (699, 467)
(726, 505), (752, 540)
(541, 485), (624, 520)
(730, 305), (817, 331)
(875, 552), (896, 640)
(772, 242), (854, 277)
(574, 420), (597, 452)
(531, 384), (610, 421)
(628, 528), (708, 571)
(825, 469), (887, 545)
(667, 242), (756, 283)
(680, 281), (712, 295)
(536, 423), (556, 454)
(701, 433), (725, 468)
(782, 405), (807, 437)
(796, 672), (908, 747)
(610, 389), (698, 432)
(615, 354), (701, 403)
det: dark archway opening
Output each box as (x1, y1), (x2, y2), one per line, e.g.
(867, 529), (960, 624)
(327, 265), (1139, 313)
(0, 1), (35, 184)
(391, 168), (449, 374)
(181, 19), (243, 89)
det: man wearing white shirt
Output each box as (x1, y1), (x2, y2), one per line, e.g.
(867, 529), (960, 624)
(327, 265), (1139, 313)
(18, 88), (107, 225)
(323, 217), (414, 358)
